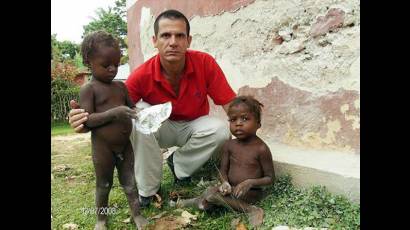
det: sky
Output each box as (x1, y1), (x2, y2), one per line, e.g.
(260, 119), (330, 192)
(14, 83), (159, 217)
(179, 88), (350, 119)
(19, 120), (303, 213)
(51, 0), (118, 44)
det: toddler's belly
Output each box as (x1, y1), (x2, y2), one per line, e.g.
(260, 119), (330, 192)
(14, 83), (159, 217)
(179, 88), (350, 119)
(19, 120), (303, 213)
(228, 167), (261, 186)
(92, 120), (132, 146)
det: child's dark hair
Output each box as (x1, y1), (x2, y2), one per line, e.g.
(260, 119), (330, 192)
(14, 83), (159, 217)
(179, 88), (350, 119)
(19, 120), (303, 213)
(229, 96), (264, 124)
(81, 31), (120, 66)
(154, 9), (190, 36)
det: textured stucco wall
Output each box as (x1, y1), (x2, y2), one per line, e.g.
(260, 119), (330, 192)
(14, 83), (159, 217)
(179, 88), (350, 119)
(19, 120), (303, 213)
(127, 0), (360, 154)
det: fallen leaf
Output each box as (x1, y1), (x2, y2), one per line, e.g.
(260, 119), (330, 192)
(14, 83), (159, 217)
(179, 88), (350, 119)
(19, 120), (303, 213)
(231, 218), (240, 229)
(180, 210), (197, 224)
(236, 223), (247, 230)
(122, 217), (131, 223)
(62, 223), (78, 230)
(169, 191), (179, 201)
(173, 208), (185, 213)
(160, 148), (168, 154)
(148, 215), (186, 230)
(150, 211), (167, 220)
(65, 175), (77, 181)
(196, 177), (205, 187)
(153, 194), (162, 209)
(53, 164), (70, 172)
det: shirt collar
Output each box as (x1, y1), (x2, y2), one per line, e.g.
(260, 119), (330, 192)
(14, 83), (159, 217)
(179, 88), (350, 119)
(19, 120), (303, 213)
(153, 51), (194, 82)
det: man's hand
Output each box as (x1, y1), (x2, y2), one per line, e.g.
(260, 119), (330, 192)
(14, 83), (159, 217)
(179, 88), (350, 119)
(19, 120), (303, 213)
(233, 180), (253, 198)
(218, 181), (232, 196)
(68, 100), (89, 133)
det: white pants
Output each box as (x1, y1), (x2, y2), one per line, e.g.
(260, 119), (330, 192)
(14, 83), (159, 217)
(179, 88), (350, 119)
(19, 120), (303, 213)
(130, 107), (230, 197)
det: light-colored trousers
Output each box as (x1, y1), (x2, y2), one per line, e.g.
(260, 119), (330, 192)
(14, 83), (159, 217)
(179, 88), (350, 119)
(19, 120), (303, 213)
(130, 105), (230, 197)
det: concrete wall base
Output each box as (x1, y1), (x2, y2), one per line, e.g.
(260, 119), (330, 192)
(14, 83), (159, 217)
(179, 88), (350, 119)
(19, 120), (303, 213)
(270, 142), (360, 203)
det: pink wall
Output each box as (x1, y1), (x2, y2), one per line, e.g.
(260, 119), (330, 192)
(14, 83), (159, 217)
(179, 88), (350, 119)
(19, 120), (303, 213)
(127, 0), (255, 70)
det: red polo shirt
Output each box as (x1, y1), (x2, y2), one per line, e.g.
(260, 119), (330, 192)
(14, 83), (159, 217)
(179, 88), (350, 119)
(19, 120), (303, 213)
(125, 50), (236, 121)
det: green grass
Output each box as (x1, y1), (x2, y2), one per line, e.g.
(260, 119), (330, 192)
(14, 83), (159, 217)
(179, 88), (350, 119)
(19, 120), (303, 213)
(51, 135), (360, 230)
(51, 121), (74, 136)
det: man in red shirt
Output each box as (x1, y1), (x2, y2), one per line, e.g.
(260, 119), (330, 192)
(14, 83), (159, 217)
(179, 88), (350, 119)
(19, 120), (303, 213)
(68, 9), (236, 207)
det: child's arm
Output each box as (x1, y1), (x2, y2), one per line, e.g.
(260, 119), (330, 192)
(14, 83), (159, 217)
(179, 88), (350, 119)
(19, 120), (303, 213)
(219, 141), (230, 183)
(218, 141), (232, 195)
(259, 145), (275, 183)
(232, 144), (274, 198)
(79, 84), (137, 129)
(117, 81), (136, 109)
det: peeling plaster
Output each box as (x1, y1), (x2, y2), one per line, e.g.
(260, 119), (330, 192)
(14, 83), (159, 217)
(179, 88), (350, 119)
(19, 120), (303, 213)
(340, 104), (349, 114)
(136, 0), (360, 96)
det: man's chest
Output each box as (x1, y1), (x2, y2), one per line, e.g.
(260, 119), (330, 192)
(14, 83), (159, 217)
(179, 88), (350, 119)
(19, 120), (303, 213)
(149, 75), (206, 102)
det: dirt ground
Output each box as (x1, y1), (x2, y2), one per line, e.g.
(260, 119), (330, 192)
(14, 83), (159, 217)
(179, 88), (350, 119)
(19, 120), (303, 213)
(52, 132), (90, 142)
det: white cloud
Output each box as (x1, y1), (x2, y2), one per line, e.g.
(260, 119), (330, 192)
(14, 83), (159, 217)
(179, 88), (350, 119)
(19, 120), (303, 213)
(51, 0), (117, 43)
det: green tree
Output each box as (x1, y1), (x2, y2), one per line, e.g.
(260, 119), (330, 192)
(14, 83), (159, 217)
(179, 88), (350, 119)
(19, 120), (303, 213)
(73, 52), (86, 69)
(51, 34), (62, 62)
(82, 0), (128, 65)
(82, 0), (127, 51)
(58, 40), (80, 60)
(51, 34), (80, 61)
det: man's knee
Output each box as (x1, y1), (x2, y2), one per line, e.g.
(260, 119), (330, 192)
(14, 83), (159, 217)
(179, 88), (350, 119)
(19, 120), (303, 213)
(209, 119), (230, 144)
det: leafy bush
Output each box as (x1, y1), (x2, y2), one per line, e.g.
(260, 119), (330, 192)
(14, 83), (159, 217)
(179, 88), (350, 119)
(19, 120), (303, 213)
(51, 57), (82, 122)
(51, 60), (79, 81)
(51, 77), (80, 122)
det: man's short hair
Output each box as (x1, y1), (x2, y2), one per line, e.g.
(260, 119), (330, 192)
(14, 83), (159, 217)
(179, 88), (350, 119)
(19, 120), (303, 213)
(154, 9), (190, 36)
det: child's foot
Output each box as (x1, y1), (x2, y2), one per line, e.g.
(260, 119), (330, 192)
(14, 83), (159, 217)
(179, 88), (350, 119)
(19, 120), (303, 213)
(94, 220), (107, 230)
(134, 215), (148, 230)
(248, 206), (264, 227)
(203, 186), (220, 203)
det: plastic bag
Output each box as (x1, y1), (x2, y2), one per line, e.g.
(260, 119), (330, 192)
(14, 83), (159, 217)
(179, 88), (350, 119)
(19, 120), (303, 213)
(134, 102), (172, 134)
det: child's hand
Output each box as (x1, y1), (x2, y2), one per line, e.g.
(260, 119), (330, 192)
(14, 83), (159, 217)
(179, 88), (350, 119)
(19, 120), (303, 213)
(218, 181), (232, 195)
(110, 106), (138, 120)
(133, 107), (141, 121)
(233, 180), (253, 198)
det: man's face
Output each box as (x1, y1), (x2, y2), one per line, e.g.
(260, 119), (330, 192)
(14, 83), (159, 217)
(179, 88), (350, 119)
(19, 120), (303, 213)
(152, 18), (192, 63)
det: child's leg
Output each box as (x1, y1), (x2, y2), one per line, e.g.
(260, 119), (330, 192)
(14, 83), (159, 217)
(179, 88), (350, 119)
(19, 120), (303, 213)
(211, 195), (264, 228)
(203, 188), (264, 228)
(176, 185), (264, 227)
(116, 142), (148, 229)
(176, 186), (219, 210)
(93, 143), (115, 229)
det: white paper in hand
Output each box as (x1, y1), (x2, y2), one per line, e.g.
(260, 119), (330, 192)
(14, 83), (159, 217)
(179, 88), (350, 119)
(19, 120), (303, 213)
(134, 102), (172, 134)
